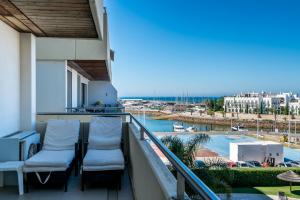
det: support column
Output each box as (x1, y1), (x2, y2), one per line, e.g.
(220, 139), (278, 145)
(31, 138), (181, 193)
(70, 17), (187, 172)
(20, 33), (36, 130)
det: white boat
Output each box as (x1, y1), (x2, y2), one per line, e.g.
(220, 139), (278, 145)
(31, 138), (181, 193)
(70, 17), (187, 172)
(173, 123), (185, 132)
(231, 125), (248, 132)
(186, 126), (197, 132)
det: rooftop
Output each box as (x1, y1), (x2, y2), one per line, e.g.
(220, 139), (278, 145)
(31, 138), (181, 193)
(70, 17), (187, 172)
(232, 141), (282, 145)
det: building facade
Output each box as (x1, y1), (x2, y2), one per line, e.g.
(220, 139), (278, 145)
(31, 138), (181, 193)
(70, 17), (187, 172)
(0, 0), (117, 136)
(224, 92), (299, 114)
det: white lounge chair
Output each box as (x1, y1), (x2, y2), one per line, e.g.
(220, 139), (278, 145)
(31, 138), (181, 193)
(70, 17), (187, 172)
(23, 120), (80, 192)
(81, 116), (124, 190)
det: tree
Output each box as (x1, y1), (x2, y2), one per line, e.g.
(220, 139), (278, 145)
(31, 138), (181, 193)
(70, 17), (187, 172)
(215, 97), (224, 111)
(259, 102), (264, 114)
(204, 97), (224, 112)
(161, 134), (210, 168)
(284, 105), (290, 115)
(207, 109), (215, 116)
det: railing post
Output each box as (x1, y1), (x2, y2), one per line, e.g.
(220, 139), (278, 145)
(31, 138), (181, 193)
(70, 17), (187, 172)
(177, 171), (185, 200)
(140, 127), (145, 140)
(129, 115), (132, 123)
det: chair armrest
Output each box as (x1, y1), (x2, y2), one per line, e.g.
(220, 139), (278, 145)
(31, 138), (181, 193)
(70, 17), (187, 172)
(27, 142), (41, 160)
(121, 138), (124, 153)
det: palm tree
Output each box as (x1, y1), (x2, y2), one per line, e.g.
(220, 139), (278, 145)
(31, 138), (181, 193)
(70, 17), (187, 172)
(162, 135), (232, 199)
(161, 134), (210, 168)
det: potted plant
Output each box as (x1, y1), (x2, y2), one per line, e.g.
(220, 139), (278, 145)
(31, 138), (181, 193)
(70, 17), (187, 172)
(94, 100), (103, 107)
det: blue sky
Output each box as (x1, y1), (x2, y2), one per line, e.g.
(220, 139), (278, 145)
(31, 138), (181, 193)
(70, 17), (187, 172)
(105, 0), (300, 97)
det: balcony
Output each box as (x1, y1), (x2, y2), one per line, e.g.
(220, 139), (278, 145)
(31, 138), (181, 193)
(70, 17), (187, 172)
(0, 112), (219, 200)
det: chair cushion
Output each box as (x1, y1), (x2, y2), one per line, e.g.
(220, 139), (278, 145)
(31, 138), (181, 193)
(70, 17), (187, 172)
(88, 117), (122, 150)
(83, 149), (124, 171)
(25, 150), (74, 168)
(43, 120), (80, 151)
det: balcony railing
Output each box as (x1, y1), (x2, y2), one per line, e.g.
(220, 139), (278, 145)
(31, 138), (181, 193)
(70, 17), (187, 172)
(65, 106), (125, 113)
(129, 114), (219, 200)
(36, 112), (220, 200)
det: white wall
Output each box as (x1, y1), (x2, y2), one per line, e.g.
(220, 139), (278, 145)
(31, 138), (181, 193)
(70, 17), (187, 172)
(0, 21), (20, 137)
(36, 60), (67, 112)
(89, 0), (104, 40)
(20, 33), (36, 130)
(128, 124), (177, 200)
(230, 143), (283, 165)
(36, 38), (107, 61)
(88, 81), (117, 105)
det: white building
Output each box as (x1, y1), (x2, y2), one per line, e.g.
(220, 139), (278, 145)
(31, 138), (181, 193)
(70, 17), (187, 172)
(290, 99), (300, 115)
(36, 8), (117, 112)
(229, 141), (284, 165)
(224, 92), (298, 114)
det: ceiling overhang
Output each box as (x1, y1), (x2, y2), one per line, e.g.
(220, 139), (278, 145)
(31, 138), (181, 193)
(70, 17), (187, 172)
(0, 0), (98, 38)
(68, 60), (109, 81)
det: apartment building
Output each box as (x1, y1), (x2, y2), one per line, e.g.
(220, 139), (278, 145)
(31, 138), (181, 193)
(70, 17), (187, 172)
(224, 92), (298, 114)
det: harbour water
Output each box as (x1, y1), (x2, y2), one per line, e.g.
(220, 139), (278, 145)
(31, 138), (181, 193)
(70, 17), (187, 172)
(121, 96), (218, 103)
(135, 114), (300, 161)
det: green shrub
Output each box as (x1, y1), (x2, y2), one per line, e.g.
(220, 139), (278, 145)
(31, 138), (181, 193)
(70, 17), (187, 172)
(192, 168), (300, 187)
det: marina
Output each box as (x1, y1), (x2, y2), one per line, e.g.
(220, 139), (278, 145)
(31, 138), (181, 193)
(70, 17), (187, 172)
(134, 114), (300, 161)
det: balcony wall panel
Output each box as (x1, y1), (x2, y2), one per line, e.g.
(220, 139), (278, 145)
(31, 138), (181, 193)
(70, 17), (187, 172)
(88, 81), (117, 105)
(36, 60), (67, 112)
(0, 21), (20, 137)
(128, 124), (177, 200)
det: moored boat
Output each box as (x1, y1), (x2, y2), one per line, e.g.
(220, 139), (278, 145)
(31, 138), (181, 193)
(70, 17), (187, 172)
(173, 123), (185, 132)
(186, 126), (197, 132)
(231, 124), (248, 132)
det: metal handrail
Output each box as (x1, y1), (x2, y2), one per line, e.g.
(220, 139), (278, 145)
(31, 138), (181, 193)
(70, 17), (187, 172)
(36, 112), (220, 200)
(129, 114), (220, 200)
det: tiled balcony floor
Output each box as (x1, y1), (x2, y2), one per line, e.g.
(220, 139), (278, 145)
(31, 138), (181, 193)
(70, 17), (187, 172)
(0, 169), (133, 200)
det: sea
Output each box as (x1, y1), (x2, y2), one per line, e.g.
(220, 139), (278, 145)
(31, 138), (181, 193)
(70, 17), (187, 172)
(120, 96), (219, 103)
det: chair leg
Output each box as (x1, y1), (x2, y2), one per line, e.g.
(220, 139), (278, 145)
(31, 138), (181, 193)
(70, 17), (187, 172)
(118, 174), (122, 190)
(64, 180), (68, 192)
(64, 173), (69, 192)
(75, 160), (78, 177)
(24, 173), (29, 193)
(81, 173), (84, 191)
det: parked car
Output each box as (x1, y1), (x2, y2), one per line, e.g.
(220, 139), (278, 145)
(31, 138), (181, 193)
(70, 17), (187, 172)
(227, 161), (237, 168)
(195, 160), (206, 168)
(246, 161), (262, 167)
(288, 161), (300, 167)
(236, 161), (252, 168)
(277, 162), (292, 167)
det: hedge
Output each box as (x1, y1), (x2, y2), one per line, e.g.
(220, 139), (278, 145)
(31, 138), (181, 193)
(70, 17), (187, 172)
(191, 167), (300, 187)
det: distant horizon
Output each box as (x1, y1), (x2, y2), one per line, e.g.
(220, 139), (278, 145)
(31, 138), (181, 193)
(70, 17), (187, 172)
(120, 90), (300, 98)
(106, 1), (300, 96)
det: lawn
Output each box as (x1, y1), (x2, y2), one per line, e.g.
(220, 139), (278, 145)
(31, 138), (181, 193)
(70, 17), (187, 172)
(232, 186), (300, 199)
